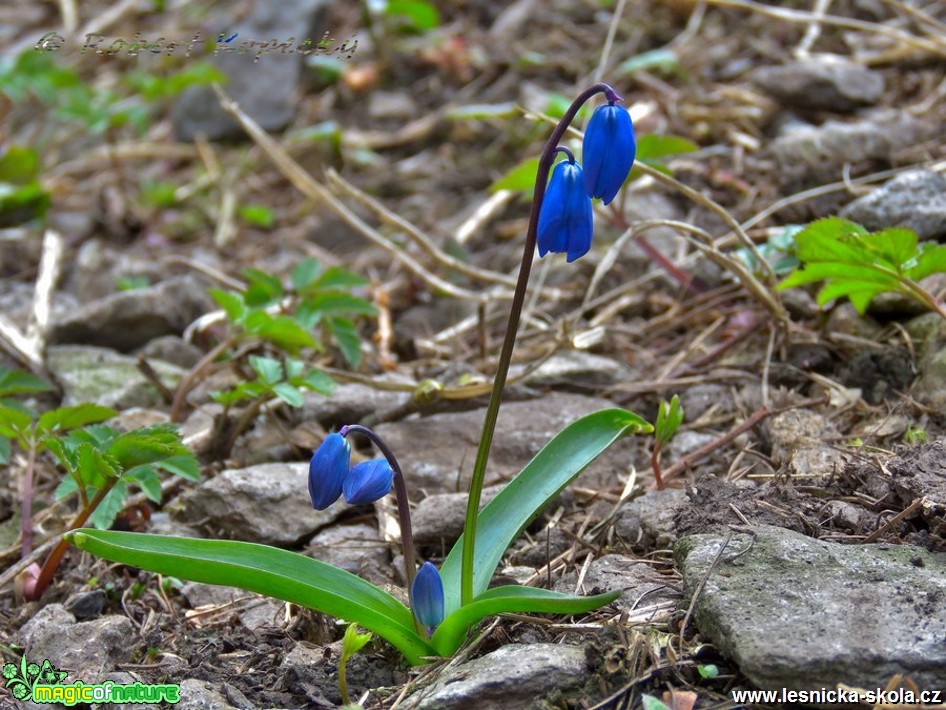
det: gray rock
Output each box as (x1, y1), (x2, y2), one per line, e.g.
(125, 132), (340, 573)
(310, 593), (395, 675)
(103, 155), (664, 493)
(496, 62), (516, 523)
(302, 381), (412, 428)
(19, 604), (134, 684)
(750, 57), (884, 112)
(680, 383), (735, 421)
(139, 335), (205, 369)
(840, 169), (946, 241)
(614, 488), (689, 549)
(555, 554), (680, 616)
(176, 679), (240, 710)
(674, 525), (946, 690)
(413, 643), (589, 709)
(767, 409), (846, 477)
(768, 110), (937, 191)
(521, 351), (632, 389)
(169, 462), (341, 544)
(412, 486), (504, 545)
(50, 275), (212, 352)
(48, 345), (185, 409)
(374, 392), (641, 495)
(305, 521), (392, 585)
(171, 0), (330, 141)
(180, 582), (286, 631)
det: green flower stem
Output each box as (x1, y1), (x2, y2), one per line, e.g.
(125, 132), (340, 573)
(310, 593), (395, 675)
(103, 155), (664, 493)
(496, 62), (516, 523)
(460, 83), (620, 606)
(340, 424), (420, 626)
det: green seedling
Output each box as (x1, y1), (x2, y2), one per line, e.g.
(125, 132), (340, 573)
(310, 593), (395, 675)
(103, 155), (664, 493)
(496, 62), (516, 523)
(339, 623), (372, 706)
(0, 389), (197, 599)
(652, 394), (684, 490)
(172, 259), (376, 424)
(778, 217), (946, 319)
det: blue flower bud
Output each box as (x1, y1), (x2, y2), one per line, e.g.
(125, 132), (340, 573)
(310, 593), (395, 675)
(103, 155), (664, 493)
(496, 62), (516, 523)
(308, 433), (351, 510)
(582, 102), (636, 205)
(343, 459), (393, 506)
(411, 561), (444, 635)
(537, 158), (594, 263)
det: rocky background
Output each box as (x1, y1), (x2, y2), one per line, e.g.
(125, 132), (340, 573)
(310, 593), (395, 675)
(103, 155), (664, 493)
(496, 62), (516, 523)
(2, 0), (946, 708)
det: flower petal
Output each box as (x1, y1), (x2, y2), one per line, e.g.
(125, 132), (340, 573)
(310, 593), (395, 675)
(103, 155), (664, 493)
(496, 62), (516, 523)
(537, 160), (594, 262)
(343, 459), (393, 506)
(582, 103), (636, 205)
(308, 433), (351, 510)
(411, 561), (445, 633)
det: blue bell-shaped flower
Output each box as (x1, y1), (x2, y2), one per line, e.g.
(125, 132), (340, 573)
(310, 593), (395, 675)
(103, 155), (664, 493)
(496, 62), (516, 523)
(582, 102), (636, 205)
(308, 433), (351, 510)
(343, 459), (393, 506)
(537, 157), (594, 263)
(411, 561), (444, 635)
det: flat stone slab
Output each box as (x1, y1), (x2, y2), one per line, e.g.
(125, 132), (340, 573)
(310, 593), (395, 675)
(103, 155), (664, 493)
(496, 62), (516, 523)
(413, 643), (588, 709)
(674, 525), (946, 690)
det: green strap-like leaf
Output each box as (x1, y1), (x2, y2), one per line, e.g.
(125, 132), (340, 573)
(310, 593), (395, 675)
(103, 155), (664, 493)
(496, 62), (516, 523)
(440, 408), (652, 615)
(68, 530), (434, 664)
(431, 585), (620, 657)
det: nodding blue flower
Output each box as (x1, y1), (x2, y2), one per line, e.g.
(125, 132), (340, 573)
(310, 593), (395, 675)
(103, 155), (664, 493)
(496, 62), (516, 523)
(411, 561), (444, 635)
(343, 459), (393, 506)
(537, 156), (594, 263)
(308, 433), (351, 510)
(582, 102), (636, 205)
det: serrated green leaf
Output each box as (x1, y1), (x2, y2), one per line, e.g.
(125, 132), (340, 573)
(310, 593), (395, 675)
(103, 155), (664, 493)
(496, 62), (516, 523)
(156, 454), (201, 481)
(37, 404), (116, 436)
(909, 243), (946, 282)
(209, 288), (246, 323)
(0, 368), (52, 397)
(386, 0), (440, 31)
(126, 466), (162, 501)
(76, 442), (119, 486)
(309, 291), (377, 316)
(300, 369), (335, 396)
(67, 530), (433, 664)
(107, 425), (188, 470)
(490, 156), (539, 194)
(242, 268), (284, 303)
(90, 480), (128, 530)
(273, 382), (304, 407)
(327, 316), (362, 368)
(250, 355), (284, 386)
(618, 48), (680, 76)
(0, 404), (31, 438)
(440, 409), (652, 615)
(309, 266), (370, 292)
(249, 314), (317, 352)
(238, 204), (274, 229)
(291, 258), (322, 291)
(635, 134), (697, 161)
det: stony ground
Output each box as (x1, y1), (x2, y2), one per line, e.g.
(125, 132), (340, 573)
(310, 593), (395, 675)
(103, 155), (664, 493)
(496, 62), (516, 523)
(2, 1), (946, 708)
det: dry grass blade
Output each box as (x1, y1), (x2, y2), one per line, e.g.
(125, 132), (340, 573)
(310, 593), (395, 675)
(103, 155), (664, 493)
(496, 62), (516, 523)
(210, 84), (493, 304)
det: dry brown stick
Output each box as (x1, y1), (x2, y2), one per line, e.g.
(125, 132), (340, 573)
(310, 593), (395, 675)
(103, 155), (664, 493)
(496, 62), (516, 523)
(661, 396), (827, 485)
(863, 497), (925, 543)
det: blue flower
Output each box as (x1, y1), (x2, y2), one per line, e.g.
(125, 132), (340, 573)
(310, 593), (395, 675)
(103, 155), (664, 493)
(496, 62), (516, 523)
(411, 561), (444, 634)
(582, 102), (636, 205)
(308, 433), (351, 510)
(537, 158), (594, 263)
(343, 459), (393, 506)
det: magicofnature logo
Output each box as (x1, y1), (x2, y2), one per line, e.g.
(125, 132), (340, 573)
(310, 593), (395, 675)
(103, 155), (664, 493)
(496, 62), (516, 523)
(3, 656), (67, 702)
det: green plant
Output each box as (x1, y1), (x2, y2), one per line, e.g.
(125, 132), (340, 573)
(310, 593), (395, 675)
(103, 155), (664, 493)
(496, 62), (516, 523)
(0, 393), (197, 599)
(171, 259), (376, 425)
(69, 83), (651, 666)
(651, 394), (683, 490)
(778, 217), (946, 319)
(339, 624), (372, 706)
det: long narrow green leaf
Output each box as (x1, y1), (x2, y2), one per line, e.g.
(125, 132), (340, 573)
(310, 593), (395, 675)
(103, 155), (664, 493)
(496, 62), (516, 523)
(68, 530), (434, 664)
(440, 408), (652, 615)
(431, 586), (620, 657)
